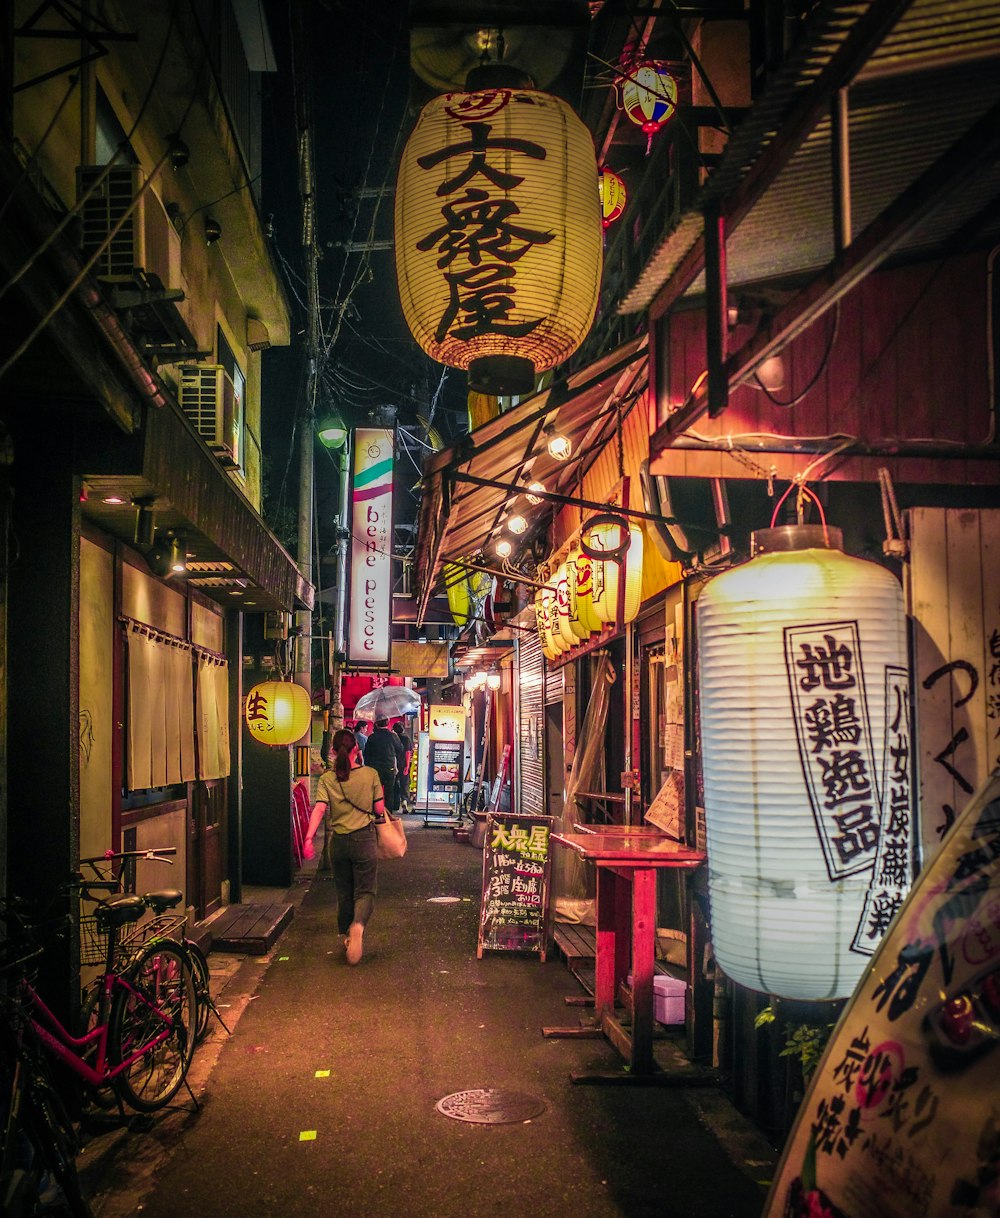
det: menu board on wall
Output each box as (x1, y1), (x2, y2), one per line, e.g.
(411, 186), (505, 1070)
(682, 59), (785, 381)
(477, 813), (553, 960)
(763, 770), (1000, 1218)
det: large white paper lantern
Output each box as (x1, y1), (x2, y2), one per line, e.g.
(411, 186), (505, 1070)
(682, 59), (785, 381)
(394, 86), (602, 396)
(697, 525), (914, 1000)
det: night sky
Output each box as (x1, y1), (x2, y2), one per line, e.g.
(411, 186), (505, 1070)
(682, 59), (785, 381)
(260, 1), (465, 551)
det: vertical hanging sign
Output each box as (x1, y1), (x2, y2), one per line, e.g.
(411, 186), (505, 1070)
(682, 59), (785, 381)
(348, 427), (395, 668)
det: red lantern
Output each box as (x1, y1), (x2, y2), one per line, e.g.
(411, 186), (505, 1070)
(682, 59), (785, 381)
(598, 168), (627, 229)
(618, 60), (678, 150)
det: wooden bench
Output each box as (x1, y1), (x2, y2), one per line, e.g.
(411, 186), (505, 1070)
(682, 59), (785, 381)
(209, 903), (294, 954)
(552, 921), (683, 999)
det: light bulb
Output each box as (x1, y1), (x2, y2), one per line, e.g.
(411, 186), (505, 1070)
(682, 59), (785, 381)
(486, 673), (502, 690)
(507, 513), (528, 535)
(525, 481), (546, 505)
(496, 538), (513, 558)
(547, 431), (572, 461)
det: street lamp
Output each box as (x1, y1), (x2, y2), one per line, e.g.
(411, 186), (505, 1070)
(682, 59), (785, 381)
(317, 411), (348, 450)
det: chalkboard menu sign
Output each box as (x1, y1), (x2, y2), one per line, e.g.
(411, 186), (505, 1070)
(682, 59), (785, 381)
(477, 812), (553, 960)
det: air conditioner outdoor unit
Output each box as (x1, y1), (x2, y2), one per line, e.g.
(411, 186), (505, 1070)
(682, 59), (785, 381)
(178, 365), (240, 468)
(76, 165), (181, 287)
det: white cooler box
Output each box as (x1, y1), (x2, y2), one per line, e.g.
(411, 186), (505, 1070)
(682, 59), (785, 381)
(628, 973), (687, 1025)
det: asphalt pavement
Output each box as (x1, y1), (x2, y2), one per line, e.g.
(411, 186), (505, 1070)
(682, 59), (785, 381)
(80, 819), (777, 1218)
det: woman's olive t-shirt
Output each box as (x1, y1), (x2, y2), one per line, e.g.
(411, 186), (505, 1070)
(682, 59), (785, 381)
(316, 765), (383, 834)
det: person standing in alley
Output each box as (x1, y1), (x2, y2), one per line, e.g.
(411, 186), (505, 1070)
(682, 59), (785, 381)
(392, 720), (412, 812)
(302, 728), (384, 965)
(364, 716), (401, 812)
(353, 717), (371, 756)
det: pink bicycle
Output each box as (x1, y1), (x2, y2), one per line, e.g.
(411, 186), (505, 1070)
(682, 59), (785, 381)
(7, 853), (198, 1116)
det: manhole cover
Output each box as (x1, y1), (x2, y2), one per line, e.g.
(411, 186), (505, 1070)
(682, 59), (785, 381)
(435, 1088), (545, 1125)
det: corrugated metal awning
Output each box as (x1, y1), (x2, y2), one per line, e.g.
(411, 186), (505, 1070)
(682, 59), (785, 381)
(624, 0), (1000, 318)
(633, 0), (1000, 453)
(414, 334), (648, 626)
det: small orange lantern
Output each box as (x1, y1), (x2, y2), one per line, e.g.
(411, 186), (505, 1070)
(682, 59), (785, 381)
(245, 681), (312, 746)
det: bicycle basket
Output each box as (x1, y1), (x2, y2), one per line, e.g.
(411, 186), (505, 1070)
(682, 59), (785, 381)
(78, 914), (109, 966)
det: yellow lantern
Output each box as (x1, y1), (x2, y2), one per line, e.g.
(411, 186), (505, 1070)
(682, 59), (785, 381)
(444, 562), (471, 626)
(618, 60), (678, 139)
(569, 541), (602, 636)
(245, 681), (311, 746)
(554, 563), (577, 649)
(394, 86), (603, 397)
(540, 575), (568, 654)
(598, 167), (627, 228)
(534, 589), (560, 661)
(581, 514), (644, 626)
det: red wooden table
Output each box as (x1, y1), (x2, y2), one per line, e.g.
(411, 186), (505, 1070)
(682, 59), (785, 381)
(544, 830), (705, 1080)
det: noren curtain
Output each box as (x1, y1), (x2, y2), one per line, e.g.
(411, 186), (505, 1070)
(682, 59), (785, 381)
(196, 653), (230, 780)
(125, 623), (196, 790)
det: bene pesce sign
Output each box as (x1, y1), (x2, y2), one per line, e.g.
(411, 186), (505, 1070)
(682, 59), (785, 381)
(347, 428), (394, 668)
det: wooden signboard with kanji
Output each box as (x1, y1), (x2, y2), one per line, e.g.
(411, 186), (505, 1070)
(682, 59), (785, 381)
(477, 812), (553, 960)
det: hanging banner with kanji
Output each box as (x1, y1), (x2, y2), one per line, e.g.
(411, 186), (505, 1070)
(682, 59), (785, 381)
(477, 813), (553, 960)
(762, 770), (1000, 1218)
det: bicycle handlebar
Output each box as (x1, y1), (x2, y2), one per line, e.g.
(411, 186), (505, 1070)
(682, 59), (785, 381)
(79, 847), (176, 866)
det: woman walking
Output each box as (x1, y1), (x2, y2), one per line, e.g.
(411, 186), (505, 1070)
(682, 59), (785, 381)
(303, 728), (385, 964)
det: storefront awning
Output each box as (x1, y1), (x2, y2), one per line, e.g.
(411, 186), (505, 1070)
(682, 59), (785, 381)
(413, 335), (648, 626)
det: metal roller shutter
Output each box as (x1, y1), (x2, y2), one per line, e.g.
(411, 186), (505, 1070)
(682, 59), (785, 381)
(515, 634), (546, 816)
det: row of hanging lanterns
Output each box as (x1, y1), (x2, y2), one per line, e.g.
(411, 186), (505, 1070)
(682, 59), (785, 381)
(534, 516), (644, 661)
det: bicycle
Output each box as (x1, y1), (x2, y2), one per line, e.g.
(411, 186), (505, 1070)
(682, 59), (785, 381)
(1, 913), (94, 1218)
(3, 867), (197, 1121)
(77, 849), (227, 1057)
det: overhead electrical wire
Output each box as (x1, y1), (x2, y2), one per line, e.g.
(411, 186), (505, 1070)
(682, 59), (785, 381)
(0, 2), (180, 306)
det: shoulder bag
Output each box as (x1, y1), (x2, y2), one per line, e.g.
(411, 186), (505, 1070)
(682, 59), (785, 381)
(337, 776), (408, 860)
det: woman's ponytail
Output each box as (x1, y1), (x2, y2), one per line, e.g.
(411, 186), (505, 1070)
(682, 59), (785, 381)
(332, 727), (357, 781)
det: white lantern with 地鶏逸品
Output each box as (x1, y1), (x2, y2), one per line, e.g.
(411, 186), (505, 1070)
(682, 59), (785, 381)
(394, 84), (603, 397)
(696, 524), (915, 1001)
(245, 681), (312, 746)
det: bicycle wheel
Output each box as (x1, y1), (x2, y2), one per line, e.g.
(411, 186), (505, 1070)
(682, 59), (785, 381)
(183, 941), (212, 1043)
(19, 1053), (95, 1218)
(109, 941), (196, 1112)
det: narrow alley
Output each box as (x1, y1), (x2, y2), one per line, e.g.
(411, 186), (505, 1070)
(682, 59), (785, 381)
(82, 823), (775, 1218)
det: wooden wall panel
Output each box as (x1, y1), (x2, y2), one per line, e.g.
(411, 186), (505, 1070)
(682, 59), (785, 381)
(907, 508), (1000, 866)
(653, 252), (997, 486)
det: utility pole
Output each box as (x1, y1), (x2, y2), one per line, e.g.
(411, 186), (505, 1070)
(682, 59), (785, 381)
(291, 4), (322, 733)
